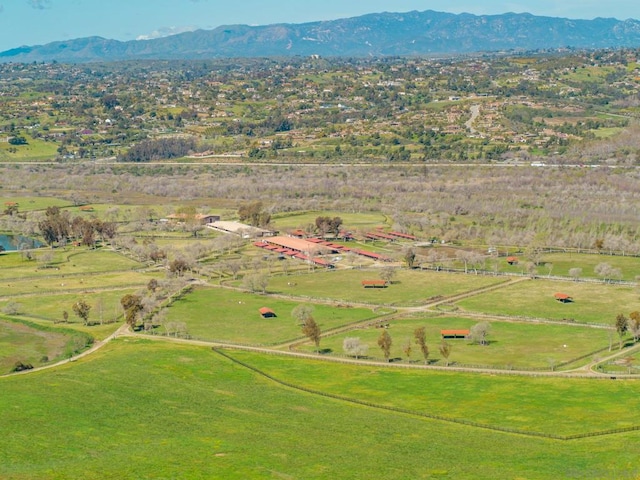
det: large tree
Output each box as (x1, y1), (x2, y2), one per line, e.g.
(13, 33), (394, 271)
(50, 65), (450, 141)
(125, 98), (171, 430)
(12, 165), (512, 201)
(628, 311), (640, 343)
(292, 304), (314, 326)
(377, 329), (393, 362)
(72, 299), (92, 326)
(301, 316), (321, 353)
(121, 294), (143, 329)
(470, 321), (491, 346)
(238, 201), (271, 227)
(615, 313), (628, 350)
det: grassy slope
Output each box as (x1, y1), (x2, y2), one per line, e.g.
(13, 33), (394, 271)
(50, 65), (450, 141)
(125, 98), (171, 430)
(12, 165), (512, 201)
(0, 339), (638, 480)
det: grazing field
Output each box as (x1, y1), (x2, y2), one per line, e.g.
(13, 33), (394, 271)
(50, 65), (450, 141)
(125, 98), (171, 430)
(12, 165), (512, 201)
(307, 316), (611, 369)
(0, 249), (144, 281)
(0, 196), (69, 212)
(1, 339), (639, 480)
(265, 269), (506, 306)
(0, 317), (90, 373)
(457, 279), (640, 324)
(228, 349), (640, 438)
(8, 290), (130, 325)
(0, 270), (157, 297)
(164, 286), (387, 344)
(497, 252), (640, 281)
(272, 211), (388, 231)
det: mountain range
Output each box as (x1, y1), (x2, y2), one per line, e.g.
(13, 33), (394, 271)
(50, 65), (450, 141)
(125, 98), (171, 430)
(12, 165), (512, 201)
(2, 10), (640, 63)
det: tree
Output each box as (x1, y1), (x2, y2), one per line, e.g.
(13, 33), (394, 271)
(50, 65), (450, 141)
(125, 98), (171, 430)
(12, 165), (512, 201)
(302, 316), (321, 353)
(121, 294), (143, 329)
(169, 258), (190, 277)
(595, 263), (622, 283)
(615, 313), (628, 350)
(439, 340), (452, 366)
(569, 267), (582, 281)
(238, 201), (271, 227)
(402, 338), (412, 361)
(379, 266), (396, 284)
(403, 247), (416, 268)
(315, 216), (342, 236)
(343, 337), (368, 359)
(470, 321), (491, 346)
(292, 304), (314, 326)
(377, 329), (393, 362)
(628, 311), (640, 343)
(62, 310), (69, 323)
(72, 299), (92, 326)
(414, 326), (429, 364)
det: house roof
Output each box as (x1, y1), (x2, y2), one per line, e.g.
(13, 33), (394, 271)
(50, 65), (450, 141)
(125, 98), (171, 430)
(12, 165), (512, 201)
(361, 280), (388, 286)
(554, 293), (572, 300)
(259, 307), (275, 315)
(441, 329), (470, 336)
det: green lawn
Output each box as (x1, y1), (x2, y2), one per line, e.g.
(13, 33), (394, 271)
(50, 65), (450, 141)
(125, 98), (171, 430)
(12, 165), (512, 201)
(1, 339), (639, 479)
(457, 279), (640, 324)
(264, 269), (506, 306)
(228, 349), (640, 438)
(308, 316), (611, 369)
(164, 286), (387, 345)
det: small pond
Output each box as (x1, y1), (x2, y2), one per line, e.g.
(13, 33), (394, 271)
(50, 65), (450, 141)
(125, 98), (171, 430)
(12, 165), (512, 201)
(0, 234), (43, 251)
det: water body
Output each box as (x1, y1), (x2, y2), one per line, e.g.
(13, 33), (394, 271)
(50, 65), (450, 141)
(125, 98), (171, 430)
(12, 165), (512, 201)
(0, 234), (43, 251)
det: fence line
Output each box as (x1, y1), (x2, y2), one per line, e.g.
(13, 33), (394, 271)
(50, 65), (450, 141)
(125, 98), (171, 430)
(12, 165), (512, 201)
(212, 347), (640, 441)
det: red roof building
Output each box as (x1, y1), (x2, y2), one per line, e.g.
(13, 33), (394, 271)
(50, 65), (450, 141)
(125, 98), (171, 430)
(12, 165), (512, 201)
(441, 329), (470, 338)
(362, 280), (388, 288)
(259, 307), (277, 318)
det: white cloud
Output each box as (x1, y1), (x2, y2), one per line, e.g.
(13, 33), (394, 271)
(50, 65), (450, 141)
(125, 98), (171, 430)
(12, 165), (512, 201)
(136, 25), (198, 41)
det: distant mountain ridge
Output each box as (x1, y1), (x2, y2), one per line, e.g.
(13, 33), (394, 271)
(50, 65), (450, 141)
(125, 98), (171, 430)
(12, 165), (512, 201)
(2, 10), (640, 63)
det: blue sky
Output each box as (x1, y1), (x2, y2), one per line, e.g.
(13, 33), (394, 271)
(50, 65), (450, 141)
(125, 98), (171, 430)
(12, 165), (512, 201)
(1, 0), (640, 52)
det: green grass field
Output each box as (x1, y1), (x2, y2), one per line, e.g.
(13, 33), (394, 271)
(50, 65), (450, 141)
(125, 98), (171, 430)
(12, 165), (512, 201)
(264, 269), (506, 306)
(0, 196), (69, 213)
(228, 349), (640, 438)
(307, 316), (611, 369)
(0, 316), (91, 373)
(0, 249), (144, 281)
(457, 279), (640, 324)
(164, 286), (387, 345)
(271, 211), (388, 231)
(2, 339), (640, 479)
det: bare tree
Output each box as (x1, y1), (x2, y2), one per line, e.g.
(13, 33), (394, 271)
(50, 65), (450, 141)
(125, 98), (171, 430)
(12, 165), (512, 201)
(628, 311), (640, 343)
(292, 304), (314, 326)
(470, 321), (491, 346)
(402, 338), (412, 362)
(439, 340), (452, 366)
(569, 267), (582, 282)
(343, 337), (368, 359)
(379, 266), (396, 284)
(414, 326), (429, 364)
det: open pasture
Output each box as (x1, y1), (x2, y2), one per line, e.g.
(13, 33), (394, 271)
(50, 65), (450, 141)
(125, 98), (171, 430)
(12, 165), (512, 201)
(229, 349), (640, 438)
(0, 317), (72, 373)
(457, 279), (640, 324)
(164, 286), (385, 345)
(7, 289), (130, 326)
(266, 269), (506, 306)
(492, 252), (640, 281)
(0, 269), (156, 297)
(1, 339), (639, 479)
(0, 195), (69, 212)
(0, 248), (143, 281)
(307, 316), (611, 369)
(272, 210), (388, 231)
